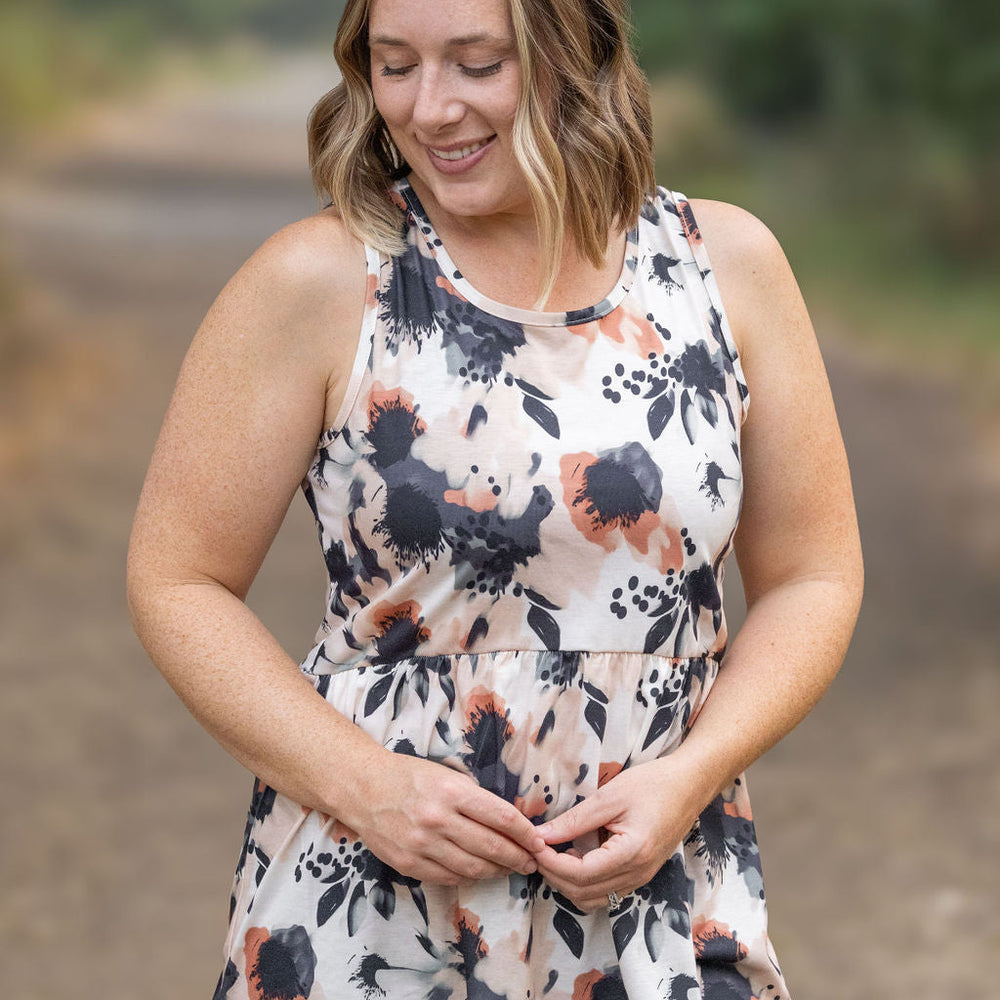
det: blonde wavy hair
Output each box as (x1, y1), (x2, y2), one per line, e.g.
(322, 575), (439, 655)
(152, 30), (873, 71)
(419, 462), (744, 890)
(308, 0), (655, 304)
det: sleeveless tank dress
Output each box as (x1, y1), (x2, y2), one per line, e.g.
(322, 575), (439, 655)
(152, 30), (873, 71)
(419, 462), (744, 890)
(213, 179), (791, 1000)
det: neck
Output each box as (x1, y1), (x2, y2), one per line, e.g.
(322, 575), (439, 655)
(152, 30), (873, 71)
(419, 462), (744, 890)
(404, 174), (628, 314)
(407, 173), (542, 253)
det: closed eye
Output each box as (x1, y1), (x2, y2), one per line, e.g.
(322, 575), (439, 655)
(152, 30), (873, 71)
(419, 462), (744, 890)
(380, 64), (416, 77)
(462, 61), (503, 78)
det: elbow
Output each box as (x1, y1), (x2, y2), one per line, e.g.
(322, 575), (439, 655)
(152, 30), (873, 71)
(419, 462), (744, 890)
(125, 541), (159, 646)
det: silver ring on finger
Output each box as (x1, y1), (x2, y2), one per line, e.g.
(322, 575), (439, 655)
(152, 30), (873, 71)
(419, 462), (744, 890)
(607, 890), (624, 910)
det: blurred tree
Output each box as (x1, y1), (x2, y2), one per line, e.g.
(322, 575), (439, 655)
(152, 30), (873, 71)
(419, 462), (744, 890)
(631, 0), (1000, 258)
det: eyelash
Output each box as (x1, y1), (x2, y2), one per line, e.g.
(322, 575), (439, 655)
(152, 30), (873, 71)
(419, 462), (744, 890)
(463, 61), (503, 78)
(379, 61), (504, 79)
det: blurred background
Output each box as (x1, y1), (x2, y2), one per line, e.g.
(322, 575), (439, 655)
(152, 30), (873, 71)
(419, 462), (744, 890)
(1, 1), (997, 997)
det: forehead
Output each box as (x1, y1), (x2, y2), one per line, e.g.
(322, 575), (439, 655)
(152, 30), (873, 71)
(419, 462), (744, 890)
(368, 0), (513, 41)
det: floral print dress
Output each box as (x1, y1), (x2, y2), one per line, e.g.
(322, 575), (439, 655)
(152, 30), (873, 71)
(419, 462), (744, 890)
(213, 179), (791, 1000)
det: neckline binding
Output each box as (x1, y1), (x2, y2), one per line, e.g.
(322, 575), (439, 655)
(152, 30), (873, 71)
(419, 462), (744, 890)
(395, 177), (641, 329)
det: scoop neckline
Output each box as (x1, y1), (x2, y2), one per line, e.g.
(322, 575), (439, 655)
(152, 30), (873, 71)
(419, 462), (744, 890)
(395, 177), (641, 329)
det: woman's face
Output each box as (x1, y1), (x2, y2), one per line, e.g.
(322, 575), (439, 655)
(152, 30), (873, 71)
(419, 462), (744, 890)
(368, 0), (530, 228)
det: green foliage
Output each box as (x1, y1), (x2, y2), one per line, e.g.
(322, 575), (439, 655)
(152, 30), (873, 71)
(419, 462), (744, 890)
(631, 0), (1000, 261)
(633, 0), (999, 137)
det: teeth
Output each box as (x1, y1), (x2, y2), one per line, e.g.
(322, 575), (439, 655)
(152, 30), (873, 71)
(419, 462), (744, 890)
(430, 138), (491, 161)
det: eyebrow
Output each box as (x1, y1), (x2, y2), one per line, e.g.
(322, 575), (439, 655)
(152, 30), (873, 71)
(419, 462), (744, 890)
(369, 33), (509, 47)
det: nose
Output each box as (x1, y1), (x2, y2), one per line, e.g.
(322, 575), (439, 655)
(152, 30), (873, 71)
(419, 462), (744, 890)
(411, 65), (465, 134)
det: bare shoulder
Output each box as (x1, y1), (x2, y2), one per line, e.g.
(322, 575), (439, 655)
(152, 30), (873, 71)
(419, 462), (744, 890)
(686, 198), (806, 363)
(217, 207), (367, 350)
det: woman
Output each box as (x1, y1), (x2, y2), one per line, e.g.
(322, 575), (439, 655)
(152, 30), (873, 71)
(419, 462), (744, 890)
(127, 0), (863, 997)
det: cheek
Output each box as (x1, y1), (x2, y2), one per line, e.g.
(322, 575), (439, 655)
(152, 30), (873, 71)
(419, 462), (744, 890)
(371, 80), (408, 129)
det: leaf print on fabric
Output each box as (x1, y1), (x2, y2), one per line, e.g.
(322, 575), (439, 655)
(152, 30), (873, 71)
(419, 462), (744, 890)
(465, 403), (488, 437)
(316, 880), (349, 927)
(528, 604), (561, 651)
(465, 615), (489, 650)
(213, 960), (239, 1000)
(643, 906), (665, 961)
(515, 377), (554, 400)
(535, 707), (556, 745)
(554, 907), (586, 958)
(643, 853), (695, 939)
(611, 908), (639, 958)
(522, 393), (561, 439)
(707, 306), (748, 423)
(298, 832), (423, 938)
(347, 881), (367, 936)
(643, 609), (679, 657)
(243, 925), (316, 1000)
(584, 697), (607, 739)
(646, 387), (676, 440)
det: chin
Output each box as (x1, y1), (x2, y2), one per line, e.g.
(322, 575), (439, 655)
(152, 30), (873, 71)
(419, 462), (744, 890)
(427, 179), (530, 222)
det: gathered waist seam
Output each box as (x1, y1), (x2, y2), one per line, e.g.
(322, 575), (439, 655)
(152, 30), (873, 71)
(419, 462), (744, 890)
(301, 646), (726, 678)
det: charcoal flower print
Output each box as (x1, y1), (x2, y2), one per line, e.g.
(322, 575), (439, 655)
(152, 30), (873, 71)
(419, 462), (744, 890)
(243, 925), (317, 1000)
(559, 442), (686, 576)
(687, 780), (763, 899)
(214, 183), (789, 1000)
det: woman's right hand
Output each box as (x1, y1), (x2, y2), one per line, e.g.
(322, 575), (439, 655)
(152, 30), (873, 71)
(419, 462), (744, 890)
(340, 750), (546, 886)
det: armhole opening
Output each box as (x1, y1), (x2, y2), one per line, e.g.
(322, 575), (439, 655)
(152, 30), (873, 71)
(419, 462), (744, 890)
(320, 242), (383, 443)
(670, 190), (751, 424)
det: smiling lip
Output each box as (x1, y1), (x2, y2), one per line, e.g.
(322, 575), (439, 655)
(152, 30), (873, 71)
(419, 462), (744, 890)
(425, 135), (497, 175)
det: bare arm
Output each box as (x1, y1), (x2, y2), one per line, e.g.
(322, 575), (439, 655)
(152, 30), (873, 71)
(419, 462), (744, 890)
(534, 201), (864, 909)
(127, 212), (542, 884)
(658, 198), (864, 799)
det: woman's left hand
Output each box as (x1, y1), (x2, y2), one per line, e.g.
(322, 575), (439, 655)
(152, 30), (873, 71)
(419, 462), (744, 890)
(531, 756), (710, 913)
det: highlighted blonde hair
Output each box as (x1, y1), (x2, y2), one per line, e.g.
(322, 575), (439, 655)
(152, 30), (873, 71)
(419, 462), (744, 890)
(308, 0), (655, 304)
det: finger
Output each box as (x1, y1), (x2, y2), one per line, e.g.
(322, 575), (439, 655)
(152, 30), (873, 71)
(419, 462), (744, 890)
(427, 835), (512, 882)
(444, 814), (539, 875)
(457, 789), (546, 854)
(534, 794), (618, 846)
(535, 833), (633, 887)
(542, 870), (637, 914)
(407, 857), (478, 888)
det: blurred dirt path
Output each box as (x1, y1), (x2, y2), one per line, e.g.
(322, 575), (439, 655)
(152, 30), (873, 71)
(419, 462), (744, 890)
(1, 51), (997, 1000)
